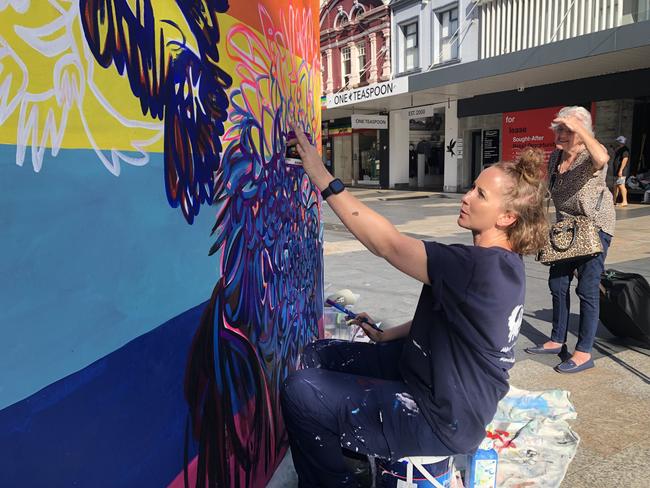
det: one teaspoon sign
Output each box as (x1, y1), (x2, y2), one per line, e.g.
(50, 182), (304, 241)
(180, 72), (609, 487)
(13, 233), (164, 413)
(326, 78), (408, 108)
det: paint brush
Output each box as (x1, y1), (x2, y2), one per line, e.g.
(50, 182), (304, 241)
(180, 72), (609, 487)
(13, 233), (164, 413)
(325, 299), (383, 333)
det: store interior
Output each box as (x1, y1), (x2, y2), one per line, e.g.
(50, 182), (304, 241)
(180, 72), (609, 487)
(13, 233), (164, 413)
(408, 108), (445, 190)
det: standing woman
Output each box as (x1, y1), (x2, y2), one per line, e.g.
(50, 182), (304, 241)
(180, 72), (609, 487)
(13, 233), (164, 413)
(525, 106), (616, 373)
(281, 125), (548, 488)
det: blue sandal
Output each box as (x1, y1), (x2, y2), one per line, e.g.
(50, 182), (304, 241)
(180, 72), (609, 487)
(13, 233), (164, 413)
(555, 358), (594, 374)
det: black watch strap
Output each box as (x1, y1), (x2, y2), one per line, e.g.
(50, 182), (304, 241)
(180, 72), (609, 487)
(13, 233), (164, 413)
(321, 178), (345, 200)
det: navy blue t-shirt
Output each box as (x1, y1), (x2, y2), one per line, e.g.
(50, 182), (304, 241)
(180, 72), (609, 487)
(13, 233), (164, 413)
(399, 241), (525, 454)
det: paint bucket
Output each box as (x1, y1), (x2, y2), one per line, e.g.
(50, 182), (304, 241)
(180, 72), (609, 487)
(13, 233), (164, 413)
(377, 457), (452, 487)
(323, 308), (348, 339)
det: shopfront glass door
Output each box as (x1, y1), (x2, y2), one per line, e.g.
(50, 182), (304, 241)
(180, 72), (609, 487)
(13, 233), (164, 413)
(408, 108), (445, 190)
(357, 130), (380, 186)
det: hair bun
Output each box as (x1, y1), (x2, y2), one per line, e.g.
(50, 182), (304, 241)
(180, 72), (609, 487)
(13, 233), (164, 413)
(515, 148), (545, 183)
(493, 148), (549, 255)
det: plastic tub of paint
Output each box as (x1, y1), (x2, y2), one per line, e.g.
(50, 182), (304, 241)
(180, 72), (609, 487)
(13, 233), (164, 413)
(323, 308), (347, 338)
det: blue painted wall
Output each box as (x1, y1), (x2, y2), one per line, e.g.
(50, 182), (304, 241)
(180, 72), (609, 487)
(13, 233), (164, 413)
(0, 301), (203, 487)
(0, 146), (216, 411)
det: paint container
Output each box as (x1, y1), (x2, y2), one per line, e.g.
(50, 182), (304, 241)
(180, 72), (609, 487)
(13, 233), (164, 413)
(285, 130), (313, 165)
(323, 308), (348, 339)
(377, 457), (452, 488)
(467, 438), (498, 488)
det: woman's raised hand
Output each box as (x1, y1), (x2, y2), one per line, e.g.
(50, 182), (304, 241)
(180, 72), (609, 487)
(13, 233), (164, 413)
(552, 115), (585, 136)
(289, 123), (333, 190)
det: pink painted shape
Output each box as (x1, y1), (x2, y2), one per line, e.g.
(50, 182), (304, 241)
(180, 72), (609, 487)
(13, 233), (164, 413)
(167, 456), (198, 488)
(167, 448), (290, 488)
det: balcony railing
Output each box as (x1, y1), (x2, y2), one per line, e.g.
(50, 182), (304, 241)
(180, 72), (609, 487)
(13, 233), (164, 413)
(479, 0), (646, 59)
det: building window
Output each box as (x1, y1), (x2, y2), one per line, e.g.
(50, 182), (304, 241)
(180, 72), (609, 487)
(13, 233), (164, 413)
(358, 44), (366, 79)
(341, 46), (351, 86)
(401, 21), (419, 72)
(334, 7), (349, 29)
(437, 6), (459, 62)
(351, 2), (365, 21)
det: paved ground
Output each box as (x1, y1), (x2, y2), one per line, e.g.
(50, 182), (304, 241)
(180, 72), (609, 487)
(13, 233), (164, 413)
(269, 188), (650, 488)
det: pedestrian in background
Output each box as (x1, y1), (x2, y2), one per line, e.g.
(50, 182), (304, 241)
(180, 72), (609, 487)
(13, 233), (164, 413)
(612, 135), (631, 207)
(525, 106), (616, 374)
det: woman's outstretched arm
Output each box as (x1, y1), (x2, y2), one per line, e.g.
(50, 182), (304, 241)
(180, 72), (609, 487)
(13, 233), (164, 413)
(292, 125), (429, 285)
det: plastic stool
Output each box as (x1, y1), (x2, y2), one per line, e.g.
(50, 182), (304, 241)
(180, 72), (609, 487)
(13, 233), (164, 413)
(397, 456), (451, 487)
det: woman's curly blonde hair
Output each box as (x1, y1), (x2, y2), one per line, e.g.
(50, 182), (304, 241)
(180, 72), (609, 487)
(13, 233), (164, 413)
(494, 148), (549, 255)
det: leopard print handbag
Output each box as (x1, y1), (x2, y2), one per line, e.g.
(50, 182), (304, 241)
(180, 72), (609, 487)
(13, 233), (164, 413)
(537, 215), (603, 265)
(537, 154), (604, 265)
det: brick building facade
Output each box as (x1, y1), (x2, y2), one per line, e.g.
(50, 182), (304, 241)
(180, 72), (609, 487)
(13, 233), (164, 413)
(320, 0), (391, 95)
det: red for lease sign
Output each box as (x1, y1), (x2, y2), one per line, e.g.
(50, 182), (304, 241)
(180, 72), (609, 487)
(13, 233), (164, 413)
(502, 104), (598, 165)
(501, 106), (562, 163)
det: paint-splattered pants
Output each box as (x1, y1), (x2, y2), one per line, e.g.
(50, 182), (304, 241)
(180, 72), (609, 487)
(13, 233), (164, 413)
(280, 339), (453, 488)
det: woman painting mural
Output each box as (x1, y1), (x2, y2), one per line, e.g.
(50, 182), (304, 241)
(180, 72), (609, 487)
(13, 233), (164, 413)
(280, 124), (548, 487)
(525, 106), (616, 373)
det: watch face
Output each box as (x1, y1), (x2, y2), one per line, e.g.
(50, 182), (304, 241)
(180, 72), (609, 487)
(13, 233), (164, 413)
(330, 179), (345, 194)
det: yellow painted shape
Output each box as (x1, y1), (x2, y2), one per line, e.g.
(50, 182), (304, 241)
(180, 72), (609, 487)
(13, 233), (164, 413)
(1, 3), (319, 155)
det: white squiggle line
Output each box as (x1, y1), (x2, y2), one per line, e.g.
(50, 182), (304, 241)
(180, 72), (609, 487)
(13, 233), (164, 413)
(16, 92), (70, 171)
(54, 53), (85, 108)
(4, 0), (163, 175)
(13, 6), (77, 58)
(77, 101), (161, 176)
(72, 14), (162, 169)
(10, 5), (77, 171)
(0, 0), (30, 14)
(14, 54), (82, 170)
(0, 36), (28, 124)
(47, 0), (67, 15)
(82, 42), (163, 131)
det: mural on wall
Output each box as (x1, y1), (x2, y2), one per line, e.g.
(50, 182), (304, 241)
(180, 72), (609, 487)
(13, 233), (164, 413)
(182, 4), (324, 486)
(0, 1), (321, 487)
(80, 0), (233, 224)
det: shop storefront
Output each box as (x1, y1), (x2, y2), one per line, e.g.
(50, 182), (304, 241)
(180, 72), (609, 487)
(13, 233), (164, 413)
(457, 71), (650, 193)
(388, 101), (459, 192)
(322, 121), (352, 184)
(322, 114), (389, 187)
(458, 105), (593, 188)
(352, 114), (387, 186)
(407, 105), (446, 190)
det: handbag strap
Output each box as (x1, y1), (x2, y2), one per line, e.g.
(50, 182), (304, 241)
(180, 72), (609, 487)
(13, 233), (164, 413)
(550, 219), (580, 252)
(546, 150), (562, 215)
(549, 150), (562, 188)
(595, 188), (605, 211)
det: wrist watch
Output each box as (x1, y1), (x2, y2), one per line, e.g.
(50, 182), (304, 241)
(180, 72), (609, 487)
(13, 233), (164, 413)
(320, 178), (345, 200)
